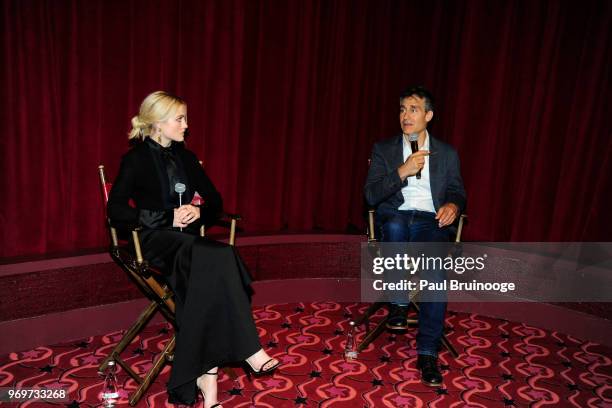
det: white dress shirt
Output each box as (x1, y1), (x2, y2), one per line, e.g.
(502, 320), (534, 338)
(398, 131), (436, 213)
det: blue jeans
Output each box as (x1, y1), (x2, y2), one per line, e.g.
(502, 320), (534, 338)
(378, 208), (449, 358)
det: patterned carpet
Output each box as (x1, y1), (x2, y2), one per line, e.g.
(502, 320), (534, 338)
(1, 302), (611, 407)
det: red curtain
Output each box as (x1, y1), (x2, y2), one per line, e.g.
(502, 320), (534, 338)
(1, 0), (610, 258)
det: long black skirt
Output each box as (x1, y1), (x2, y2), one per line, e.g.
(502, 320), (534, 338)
(139, 229), (262, 405)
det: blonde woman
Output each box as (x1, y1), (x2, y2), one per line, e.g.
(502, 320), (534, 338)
(108, 91), (279, 407)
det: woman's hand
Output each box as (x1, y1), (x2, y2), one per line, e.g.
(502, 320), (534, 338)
(173, 204), (200, 227)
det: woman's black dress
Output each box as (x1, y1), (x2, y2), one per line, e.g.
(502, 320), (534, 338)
(108, 138), (261, 404)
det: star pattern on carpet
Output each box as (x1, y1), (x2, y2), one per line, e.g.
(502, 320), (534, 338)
(261, 378), (285, 388)
(280, 355), (300, 364)
(567, 383), (579, 391)
(294, 334), (312, 342)
(46, 381), (66, 388)
(22, 350), (42, 359)
(294, 307), (304, 312)
(2, 302), (610, 407)
(458, 377), (483, 389)
(557, 341), (566, 347)
(500, 333), (510, 339)
(523, 388), (550, 401)
(338, 362), (357, 372)
(80, 355), (100, 365)
(281, 322), (292, 329)
(324, 385), (347, 398)
(158, 327), (169, 334)
(463, 355), (482, 366)
(132, 347), (144, 356)
(228, 387), (242, 396)
(391, 395), (416, 406)
(397, 370), (419, 381)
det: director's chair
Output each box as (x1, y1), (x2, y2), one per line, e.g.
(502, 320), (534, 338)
(97, 164), (240, 406)
(352, 209), (467, 358)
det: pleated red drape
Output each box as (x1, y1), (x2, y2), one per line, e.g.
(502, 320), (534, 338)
(1, 0), (610, 258)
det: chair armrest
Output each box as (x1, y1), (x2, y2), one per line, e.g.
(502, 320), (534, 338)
(367, 209), (376, 242)
(200, 211), (243, 245)
(455, 214), (467, 243)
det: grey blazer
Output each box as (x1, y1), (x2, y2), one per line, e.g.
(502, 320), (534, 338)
(364, 134), (466, 215)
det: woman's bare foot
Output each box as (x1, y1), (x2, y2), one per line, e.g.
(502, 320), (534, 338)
(246, 349), (280, 373)
(196, 368), (222, 408)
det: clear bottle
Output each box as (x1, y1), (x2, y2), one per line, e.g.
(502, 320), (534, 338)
(344, 321), (358, 360)
(101, 360), (119, 407)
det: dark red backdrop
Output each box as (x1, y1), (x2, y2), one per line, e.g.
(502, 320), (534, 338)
(1, 0), (610, 258)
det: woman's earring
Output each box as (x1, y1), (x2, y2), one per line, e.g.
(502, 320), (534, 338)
(156, 128), (161, 143)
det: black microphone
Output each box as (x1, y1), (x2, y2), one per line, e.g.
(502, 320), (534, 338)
(408, 133), (421, 179)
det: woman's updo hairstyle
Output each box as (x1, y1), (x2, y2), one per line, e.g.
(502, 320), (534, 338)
(129, 91), (186, 140)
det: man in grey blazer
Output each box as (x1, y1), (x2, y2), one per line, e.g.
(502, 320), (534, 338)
(364, 86), (466, 386)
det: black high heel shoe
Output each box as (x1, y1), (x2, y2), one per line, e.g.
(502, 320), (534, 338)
(246, 357), (281, 376)
(196, 370), (223, 408)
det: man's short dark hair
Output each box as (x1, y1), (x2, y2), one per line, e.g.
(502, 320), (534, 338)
(400, 86), (434, 112)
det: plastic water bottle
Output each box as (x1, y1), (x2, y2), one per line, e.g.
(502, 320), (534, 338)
(101, 360), (119, 407)
(344, 321), (358, 360)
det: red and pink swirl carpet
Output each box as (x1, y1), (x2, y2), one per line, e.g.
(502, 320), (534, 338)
(1, 302), (611, 407)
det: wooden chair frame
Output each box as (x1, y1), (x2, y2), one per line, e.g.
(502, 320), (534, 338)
(97, 165), (240, 406)
(352, 210), (467, 358)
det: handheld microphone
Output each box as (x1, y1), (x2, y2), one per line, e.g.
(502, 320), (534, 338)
(408, 133), (421, 179)
(174, 183), (186, 231)
(174, 183), (186, 206)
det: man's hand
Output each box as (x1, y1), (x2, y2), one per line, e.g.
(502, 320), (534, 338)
(435, 203), (459, 228)
(173, 204), (200, 227)
(398, 150), (429, 179)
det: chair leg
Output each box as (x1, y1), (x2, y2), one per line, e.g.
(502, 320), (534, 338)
(441, 334), (459, 358)
(352, 302), (385, 331)
(115, 357), (142, 384)
(98, 300), (160, 374)
(353, 301), (460, 358)
(355, 303), (417, 352)
(129, 336), (176, 406)
(356, 316), (391, 352)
